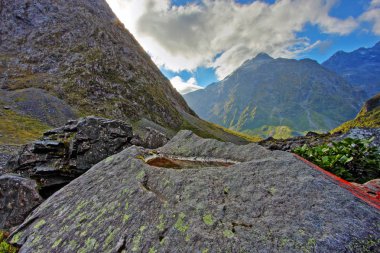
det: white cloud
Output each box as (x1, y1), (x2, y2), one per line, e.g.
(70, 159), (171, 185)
(360, 0), (380, 35)
(169, 76), (203, 94)
(106, 0), (360, 80)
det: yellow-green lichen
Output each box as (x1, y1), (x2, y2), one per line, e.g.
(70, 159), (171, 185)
(69, 240), (78, 250)
(136, 170), (145, 180)
(33, 219), (46, 229)
(52, 238), (63, 249)
(156, 214), (165, 232)
(85, 238), (98, 249)
(202, 214), (214, 226)
(223, 229), (234, 238)
(9, 231), (22, 244)
(123, 214), (130, 222)
(149, 247), (157, 253)
(269, 187), (277, 195)
(132, 226), (147, 252)
(174, 212), (189, 233)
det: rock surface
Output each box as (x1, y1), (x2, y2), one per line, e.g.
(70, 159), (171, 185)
(259, 128), (380, 151)
(5, 116), (133, 197)
(10, 131), (380, 252)
(0, 174), (43, 230)
(0, 88), (78, 127)
(131, 127), (170, 149)
(0, 145), (20, 174)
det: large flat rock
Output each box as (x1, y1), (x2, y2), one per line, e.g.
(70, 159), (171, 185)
(10, 131), (380, 252)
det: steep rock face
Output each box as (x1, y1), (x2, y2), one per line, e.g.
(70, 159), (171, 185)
(9, 131), (380, 252)
(5, 117), (133, 197)
(0, 174), (42, 230)
(323, 42), (380, 98)
(0, 0), (194, 129)
(184, 54), (362, 138)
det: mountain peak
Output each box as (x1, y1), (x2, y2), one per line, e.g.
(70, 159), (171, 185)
(254, 52), (273, 60)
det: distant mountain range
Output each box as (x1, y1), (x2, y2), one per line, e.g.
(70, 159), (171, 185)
(322, 42), (380, 98)
(184, 53), (364, 138)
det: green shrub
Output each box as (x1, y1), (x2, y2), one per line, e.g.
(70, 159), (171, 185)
(0, 231), (18, 253)
(293, 138), (380, 183)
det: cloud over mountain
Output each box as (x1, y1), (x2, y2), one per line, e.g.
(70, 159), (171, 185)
(107, 0), (377, 79)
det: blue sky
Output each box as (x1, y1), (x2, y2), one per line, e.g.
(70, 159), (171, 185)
(107, 0), (380, 93)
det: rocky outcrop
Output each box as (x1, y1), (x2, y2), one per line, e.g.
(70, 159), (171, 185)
(5, 117), (133, 197)
(131, 127), (170, 149)
(0, 174), (43, 230)
(259, 128), (380, 151)
(9, 131), (380, 252)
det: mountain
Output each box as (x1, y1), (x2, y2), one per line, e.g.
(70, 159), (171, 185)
(0, 0), (250, 144)
(184, 53), (363, 138)
(333, 92), (380, 133)
(322, 41), (380, 98)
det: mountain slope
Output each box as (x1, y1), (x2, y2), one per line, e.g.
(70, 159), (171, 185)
(184, 53), (363, 138)
(333, 92), (380, 133)
(0, 0), (250, 144)
(0, 0), (194, 129)
(322, 41), (380, 98)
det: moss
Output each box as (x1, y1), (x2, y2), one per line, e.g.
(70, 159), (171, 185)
(174, 212), (189, 233)
(0, 109), (50, 144)
(0, 231), (18, 253)
(223, 229), (234, 238)
(202, 214), (214, 226)
(33, 219), (46, 229)
(201, 249), (209, 253)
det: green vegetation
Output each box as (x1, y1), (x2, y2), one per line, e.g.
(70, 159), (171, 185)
(294, 138), (380, 183)
(180, 117), (261, 143)
(245, 125), (296, 139)
(332, 95), (380, 133)
(0, 109), (50, 144)
(0, 231), (18, 253)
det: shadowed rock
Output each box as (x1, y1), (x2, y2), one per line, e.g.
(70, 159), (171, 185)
(5, 116), (133, 198)
(9, 131), (380, 252)
(0, 174), (43, 230)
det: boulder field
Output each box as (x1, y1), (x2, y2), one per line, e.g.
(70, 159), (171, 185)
(8, 131), (379, 252)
